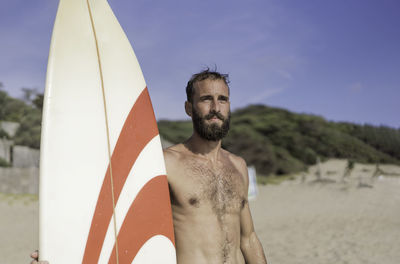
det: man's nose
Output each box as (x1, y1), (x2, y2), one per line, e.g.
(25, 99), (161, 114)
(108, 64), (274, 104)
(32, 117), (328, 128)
(211, 98), (220, 112)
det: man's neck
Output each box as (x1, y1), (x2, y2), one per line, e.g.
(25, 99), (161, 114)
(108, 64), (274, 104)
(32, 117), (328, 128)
(184, 132), (222, 163)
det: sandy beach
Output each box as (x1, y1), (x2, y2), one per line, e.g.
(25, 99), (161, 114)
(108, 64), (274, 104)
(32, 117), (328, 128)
(252, 159), (400, 264)
(0, 194), (38, 264)
(1, 159), (399, 264)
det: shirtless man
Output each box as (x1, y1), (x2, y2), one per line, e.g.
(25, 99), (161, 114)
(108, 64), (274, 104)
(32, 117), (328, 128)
(31, 69), (267, 264)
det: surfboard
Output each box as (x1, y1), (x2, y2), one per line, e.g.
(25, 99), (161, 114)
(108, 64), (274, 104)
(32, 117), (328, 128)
(39, 0), (176, 263)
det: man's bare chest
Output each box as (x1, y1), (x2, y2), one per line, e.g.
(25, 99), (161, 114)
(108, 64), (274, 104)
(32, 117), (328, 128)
(171, 160), (246, 216)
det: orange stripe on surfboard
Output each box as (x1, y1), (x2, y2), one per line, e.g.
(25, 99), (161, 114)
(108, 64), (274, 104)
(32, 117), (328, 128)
(108, 175), (175, 264)
(82, 88), (161, 263)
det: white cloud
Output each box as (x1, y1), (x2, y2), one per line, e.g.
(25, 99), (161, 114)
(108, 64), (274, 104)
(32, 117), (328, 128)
(277, 69), (293, 80)
(243, 87), (284, 105)
(349, 82), (363, 93)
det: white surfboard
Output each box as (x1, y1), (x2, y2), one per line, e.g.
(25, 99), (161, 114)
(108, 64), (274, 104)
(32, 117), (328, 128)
(39, 0), (176, 263)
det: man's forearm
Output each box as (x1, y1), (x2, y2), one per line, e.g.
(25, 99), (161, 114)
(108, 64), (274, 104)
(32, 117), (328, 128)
(241, 232), (267, 264)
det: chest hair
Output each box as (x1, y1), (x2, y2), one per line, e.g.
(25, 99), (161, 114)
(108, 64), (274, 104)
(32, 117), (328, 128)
(185, 160), (245, 217)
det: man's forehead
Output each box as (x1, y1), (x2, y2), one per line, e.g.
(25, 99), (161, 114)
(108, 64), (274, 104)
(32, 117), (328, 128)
(194, 79), (229, 95)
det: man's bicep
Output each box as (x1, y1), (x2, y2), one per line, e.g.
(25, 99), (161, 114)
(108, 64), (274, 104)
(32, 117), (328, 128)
(238, 157), (254, 237)
(240, 196), (256, 239)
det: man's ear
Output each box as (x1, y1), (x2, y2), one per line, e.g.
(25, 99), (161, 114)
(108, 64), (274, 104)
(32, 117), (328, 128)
(185, 101), (192, 117)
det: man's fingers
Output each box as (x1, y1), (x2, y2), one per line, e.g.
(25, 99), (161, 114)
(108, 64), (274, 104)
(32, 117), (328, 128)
(30, 261), (49, 264)
(30, 250), (38, 259)
(30, 250), (49, 263)
(30, 250), (49, 264)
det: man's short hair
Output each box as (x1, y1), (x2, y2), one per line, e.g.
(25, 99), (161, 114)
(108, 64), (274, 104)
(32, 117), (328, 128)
(186, 68), (230, 103)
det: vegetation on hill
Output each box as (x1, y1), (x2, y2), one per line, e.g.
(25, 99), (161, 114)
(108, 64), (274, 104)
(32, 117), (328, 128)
(159, 105), (400, 176)
(0, 88), (42, 149)
(1, 85), (399, 176)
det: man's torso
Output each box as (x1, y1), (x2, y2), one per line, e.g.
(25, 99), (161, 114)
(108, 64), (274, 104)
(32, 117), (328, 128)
(164, 144), (247, 264)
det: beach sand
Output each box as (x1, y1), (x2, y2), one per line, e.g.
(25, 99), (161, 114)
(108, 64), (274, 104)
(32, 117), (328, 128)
(1, 159), (399, 263)
(251, 159), (400, 264)
(0, 194), (38, 264)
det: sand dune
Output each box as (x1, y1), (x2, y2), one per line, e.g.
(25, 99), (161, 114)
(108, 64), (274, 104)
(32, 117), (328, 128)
(1, 159), (399, 264)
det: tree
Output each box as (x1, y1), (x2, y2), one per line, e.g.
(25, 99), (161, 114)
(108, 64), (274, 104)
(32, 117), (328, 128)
(20, 87), (38, 105)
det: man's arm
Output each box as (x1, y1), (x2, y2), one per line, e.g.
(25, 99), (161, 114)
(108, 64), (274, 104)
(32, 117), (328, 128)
(240, 203), (267, 264)
(235, 157), (267, 264)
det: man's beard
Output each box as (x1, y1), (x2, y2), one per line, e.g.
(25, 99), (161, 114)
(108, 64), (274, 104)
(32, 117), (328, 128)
(192, 107), (230, 141)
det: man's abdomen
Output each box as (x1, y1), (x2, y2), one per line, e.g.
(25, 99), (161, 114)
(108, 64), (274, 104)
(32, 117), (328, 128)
(173, 211), (245, 264)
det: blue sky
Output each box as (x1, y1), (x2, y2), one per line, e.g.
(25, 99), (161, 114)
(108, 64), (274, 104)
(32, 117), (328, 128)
(0, 0), (399, 127)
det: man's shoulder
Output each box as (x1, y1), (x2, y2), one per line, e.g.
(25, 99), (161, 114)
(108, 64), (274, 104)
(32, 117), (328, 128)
(222, 149), (248, 179)
(222, 148), (247, 168)
(163, 143), (190, 168)
(163, 143), (184, 158)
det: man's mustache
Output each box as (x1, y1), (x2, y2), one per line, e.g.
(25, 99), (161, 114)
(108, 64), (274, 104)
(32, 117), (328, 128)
(205, 110), (225, 120)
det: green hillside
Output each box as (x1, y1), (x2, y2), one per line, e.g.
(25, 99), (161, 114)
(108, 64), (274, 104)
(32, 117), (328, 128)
(1, 87), (399, 176)
(159, 105), (400, 176)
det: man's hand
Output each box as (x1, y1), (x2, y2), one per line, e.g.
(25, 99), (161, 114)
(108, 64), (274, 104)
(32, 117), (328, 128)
(30, 250), (49, 264)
